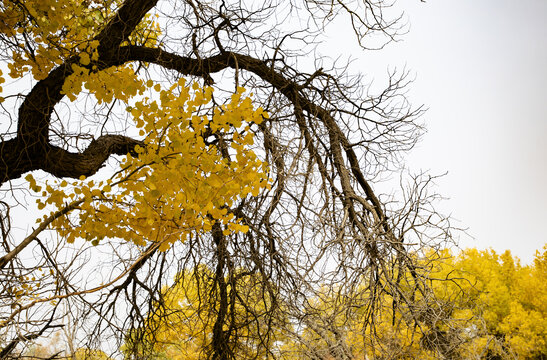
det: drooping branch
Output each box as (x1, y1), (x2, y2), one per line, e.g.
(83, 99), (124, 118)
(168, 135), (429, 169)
(0, 1), (451, 358)
(116, 45), (389, 225)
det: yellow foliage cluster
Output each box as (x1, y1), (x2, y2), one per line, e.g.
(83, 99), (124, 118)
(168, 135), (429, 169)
(62, 62), (146, 102)
(444, 247), (547, 358)
(125, 266), (285, 359)
(73, 348), (113, 360)
(0, 0), (159, 88)
(1, 0), (111, 80)
(279, 246), (547, 359)
(27, 83), (270, 251)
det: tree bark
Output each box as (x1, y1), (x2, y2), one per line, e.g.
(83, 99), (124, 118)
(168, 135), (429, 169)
(0, 0), (158, 185)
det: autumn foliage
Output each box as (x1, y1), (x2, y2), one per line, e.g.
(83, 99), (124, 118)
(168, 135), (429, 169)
(26, 83), (269, 251)
(2, 0), (545, 359)
(123, 246), (547, 359)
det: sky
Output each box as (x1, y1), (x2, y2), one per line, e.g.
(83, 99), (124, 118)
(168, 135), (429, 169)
(2, 1), (545, 264)
(327, 0), (547, 263)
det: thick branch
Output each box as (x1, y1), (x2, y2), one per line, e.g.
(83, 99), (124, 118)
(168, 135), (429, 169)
(96, 0), (159, 58)
(1, 0), (157, 185)
(0, 135), (143, 183)
(43, 135), (144, 178)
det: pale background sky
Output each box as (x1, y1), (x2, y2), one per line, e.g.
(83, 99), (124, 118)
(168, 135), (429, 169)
(2, 1), (545, 264)
(328, 0), (547, 263)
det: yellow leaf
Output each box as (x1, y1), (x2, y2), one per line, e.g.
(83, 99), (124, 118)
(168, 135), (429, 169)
(79, 52), (90, 66)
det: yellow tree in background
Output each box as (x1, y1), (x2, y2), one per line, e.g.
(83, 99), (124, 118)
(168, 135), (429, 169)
(124, 266), (287, 360)
(291, 245), (547, 359)
(448, 246), (547, 359)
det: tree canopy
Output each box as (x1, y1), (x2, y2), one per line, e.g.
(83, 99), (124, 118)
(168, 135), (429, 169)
(0, 0), (462, 359)
(131, 246), (547, 359)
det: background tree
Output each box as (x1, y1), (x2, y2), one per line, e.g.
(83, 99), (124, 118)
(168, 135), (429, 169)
(282, 245), (547, 359)
(123, 266), (288, 359)
(0, 0), (454, 358)
(443, 246), (547, 359)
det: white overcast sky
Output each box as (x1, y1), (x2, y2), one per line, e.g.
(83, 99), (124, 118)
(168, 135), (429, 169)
(327, 0), (547, 263)
(3, 1), (544, 264)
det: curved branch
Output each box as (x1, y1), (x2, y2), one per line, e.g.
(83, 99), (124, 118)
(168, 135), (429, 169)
(43, 135), (144, 178)
(0, 134), (143, 183)
(0, 0), (157, 185)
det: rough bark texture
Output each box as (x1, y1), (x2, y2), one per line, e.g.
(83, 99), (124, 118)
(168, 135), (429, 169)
(0, 0), (158, 185)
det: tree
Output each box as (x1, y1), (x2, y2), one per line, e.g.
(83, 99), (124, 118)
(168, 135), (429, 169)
(123, 266), (288, 359)
(292, 245), (547, 360)
(0, 0), (452, 358)
(442, 246), (547, 359)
